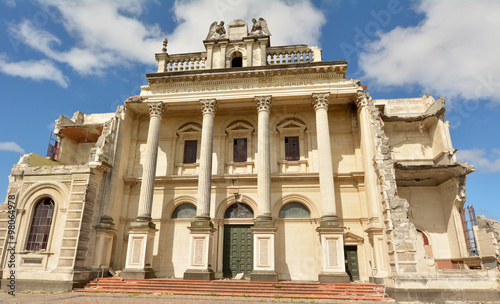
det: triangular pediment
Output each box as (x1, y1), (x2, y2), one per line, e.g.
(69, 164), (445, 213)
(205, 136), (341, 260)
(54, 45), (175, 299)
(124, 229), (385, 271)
(226, 121), (254, 134)
(344, 231), (364, 244)
(277, 118), (307, 133)
(177, 122), (202, 135)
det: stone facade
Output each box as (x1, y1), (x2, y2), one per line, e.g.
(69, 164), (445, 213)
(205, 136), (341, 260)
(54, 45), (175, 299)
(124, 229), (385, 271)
(0, 19), (498, 301)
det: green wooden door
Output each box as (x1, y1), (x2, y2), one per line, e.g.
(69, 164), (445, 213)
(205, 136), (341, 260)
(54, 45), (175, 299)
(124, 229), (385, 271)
(344, 246), (360, 281)
(223, 225), (253, 278)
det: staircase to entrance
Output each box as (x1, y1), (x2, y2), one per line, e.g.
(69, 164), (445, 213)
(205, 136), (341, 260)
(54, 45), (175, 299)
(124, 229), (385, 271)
(75, 278), (391, 301)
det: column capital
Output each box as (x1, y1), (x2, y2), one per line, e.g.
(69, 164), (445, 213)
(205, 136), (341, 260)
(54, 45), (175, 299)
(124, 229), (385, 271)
(148, 102), (165, 118)
(255, 95), (272, 112)
(355, 91), (370, 109)
(312, 92), (330, 111)
(200, 99), (218, 115)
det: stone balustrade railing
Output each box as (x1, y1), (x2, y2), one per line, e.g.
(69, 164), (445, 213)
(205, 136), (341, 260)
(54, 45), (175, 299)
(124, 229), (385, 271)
(157, 52), (207, 73)
(156, 45), (322, 73)
(266, 45), (322, 65)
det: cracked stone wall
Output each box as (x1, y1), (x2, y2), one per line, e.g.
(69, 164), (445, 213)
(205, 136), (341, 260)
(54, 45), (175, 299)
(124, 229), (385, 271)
(358, 91), (419, 275)
(477, 215), (500, 258)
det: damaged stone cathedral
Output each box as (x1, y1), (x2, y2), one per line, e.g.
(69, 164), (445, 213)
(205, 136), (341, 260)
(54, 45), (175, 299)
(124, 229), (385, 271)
(1, 19), (499, 302)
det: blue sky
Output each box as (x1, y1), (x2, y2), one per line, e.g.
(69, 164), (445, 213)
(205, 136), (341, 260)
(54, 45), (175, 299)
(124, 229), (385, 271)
(0, 0), (499, 220)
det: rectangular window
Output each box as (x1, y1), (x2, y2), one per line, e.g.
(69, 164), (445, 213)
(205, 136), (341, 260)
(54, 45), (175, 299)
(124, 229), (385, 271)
(285, 137), (300, 161)
(183, 140), (197, 164)
(233, 138), (247, 162)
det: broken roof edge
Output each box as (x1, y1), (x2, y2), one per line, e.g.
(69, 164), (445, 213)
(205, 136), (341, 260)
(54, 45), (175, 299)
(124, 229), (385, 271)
(379, 94), (446, 122)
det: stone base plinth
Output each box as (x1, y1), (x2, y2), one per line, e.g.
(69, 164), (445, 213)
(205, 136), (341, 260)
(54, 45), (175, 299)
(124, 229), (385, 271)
(250, 270), (278, 282)
(318, 272), (350, 283)
(0, 279), (87, 292)
(183, 269), (215, 281)
(121, 268), (155, 279)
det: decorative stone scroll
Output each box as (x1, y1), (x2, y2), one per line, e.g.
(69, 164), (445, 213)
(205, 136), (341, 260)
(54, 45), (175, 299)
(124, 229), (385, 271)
(355, 91), (369, 108)
(255, 95), (272, 112)
(148, 102), (165, 117)
(312, 92), (330, 111)
(200, 99), (218, 115)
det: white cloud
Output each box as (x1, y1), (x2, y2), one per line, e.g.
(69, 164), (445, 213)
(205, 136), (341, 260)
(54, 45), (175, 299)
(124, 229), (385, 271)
(168, 0), (326, 53)
(2, 0), (16, 7)
(6, 0), (325, 81)
(0, 54), (69, 87)
(9, 0), (164, 75)
(359, 0), (500, 104)
(0, 142), (25, 154)
(457, 148), (500, 173)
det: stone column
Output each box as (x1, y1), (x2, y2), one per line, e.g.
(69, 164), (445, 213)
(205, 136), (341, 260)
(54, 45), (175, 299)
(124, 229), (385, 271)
(312, 92), (349, 283)
(356, 91), (381, 227)
(122, 102), (164, 279)
(312, 93), (339, 226)
(255, 95), (272, 223)
(137, 102), (165, 222)
(251, 95), (277, 282)
(195, 99), (217, 223)
(184, 99), (218, 281)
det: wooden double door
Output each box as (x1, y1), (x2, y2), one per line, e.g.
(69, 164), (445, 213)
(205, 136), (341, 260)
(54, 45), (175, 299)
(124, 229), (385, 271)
(223, 225), (253, 278)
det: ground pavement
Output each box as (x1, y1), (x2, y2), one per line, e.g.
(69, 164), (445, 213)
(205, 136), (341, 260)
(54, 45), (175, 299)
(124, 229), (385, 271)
(0, 291), (397, 304)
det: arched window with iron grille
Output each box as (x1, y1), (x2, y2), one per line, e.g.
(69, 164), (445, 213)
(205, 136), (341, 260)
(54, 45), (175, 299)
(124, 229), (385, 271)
(26, 197), (55, 251)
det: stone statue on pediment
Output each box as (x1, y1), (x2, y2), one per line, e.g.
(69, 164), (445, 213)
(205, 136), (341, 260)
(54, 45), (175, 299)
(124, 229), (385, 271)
(206, 21), (227, 40)
(250, 18), (271, 36)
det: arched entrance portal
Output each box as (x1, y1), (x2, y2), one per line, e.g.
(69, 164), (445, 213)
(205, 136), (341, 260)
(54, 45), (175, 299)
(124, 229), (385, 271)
(223, 203), (254, 278)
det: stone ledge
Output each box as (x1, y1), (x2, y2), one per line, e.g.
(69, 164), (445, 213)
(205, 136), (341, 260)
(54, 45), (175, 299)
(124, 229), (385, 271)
(318, 272), (350, 283)
(0, 279), (87, 292)
(387, 287), (500, 304)
(250, 270), (278, 282)
(183, 269), (215, 281)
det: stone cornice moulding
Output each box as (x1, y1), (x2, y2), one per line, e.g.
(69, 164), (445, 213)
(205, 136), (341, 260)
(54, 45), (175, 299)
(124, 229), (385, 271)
(123, 172), (364, 186)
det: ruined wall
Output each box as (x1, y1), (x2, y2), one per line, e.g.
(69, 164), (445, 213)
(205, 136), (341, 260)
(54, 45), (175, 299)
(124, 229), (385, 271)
(357, 91), (419, 278)
(476, 215), (500, 258)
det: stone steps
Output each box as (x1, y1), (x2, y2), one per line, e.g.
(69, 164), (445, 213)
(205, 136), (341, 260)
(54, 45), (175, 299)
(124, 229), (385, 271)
(74, 278), (391, 301)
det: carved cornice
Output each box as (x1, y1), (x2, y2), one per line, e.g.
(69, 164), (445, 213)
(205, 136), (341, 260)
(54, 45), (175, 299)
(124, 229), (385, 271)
(200, 99), (218, 115)
(148, 102), (165, 117)
(255, 95), (272, 112)
(311, 92), (330, 111)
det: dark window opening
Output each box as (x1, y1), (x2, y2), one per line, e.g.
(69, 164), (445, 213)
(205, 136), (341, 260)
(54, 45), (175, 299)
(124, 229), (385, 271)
(231, 57), (242, 67)
(26, 197), (55, 251)
(224, 203), (254, 218)
(183, 140), (197, 164)
(279, 202), (310, 218)
(172, 203), (197, 218)
(285, 137), (299, 161)
(233, 138), (247, 162)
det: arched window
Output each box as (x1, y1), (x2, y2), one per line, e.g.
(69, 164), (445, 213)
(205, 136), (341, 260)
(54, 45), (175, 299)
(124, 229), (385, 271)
(26, 197), (55, 251)
(224, 203), (254, 218)
(171, 203), (197, 219)
(231, 52), (243, 67)
(279, 202), (310, 218)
